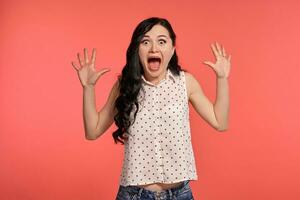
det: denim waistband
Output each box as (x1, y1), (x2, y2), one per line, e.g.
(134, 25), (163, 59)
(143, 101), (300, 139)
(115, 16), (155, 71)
(119, 180), (190, 197)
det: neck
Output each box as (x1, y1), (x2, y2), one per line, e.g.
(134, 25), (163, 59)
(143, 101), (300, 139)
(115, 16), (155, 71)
(144, 69), (167, 85)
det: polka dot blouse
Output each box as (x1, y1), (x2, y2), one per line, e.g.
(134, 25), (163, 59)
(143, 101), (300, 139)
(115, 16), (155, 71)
(119, 68), (198, 186)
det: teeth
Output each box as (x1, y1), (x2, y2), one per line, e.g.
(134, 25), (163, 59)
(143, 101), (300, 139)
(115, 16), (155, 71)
(148, 57), (161, 62)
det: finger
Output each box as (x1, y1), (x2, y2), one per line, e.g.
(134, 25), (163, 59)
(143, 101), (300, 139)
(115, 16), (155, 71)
(71, 61), (80, 71)
(211, 43), (221, 59)
(77, 53), (84, 66)
(84, 48), (89, 63)
(228, 55), (231, 62)
(215, 42), (222, 56)
(91, 48), (96, 64)
(222, 45), (227, 57)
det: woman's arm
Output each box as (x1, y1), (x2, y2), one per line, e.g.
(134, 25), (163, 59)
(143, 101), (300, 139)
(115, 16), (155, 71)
(82, 85), (99, 139)
(185, 72), (229, 131)
(72, 48), (118, 140)
(83, 80), (119, 140)
(186, 72), (218, 130)
(186, 42), (231, 131)
(214, 77), (229, 131)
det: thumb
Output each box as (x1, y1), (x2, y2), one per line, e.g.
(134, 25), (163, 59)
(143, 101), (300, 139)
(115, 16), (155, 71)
(97, 68), (111, 77)
(203, 61), (214, 68)
(95, 68), (111, 82)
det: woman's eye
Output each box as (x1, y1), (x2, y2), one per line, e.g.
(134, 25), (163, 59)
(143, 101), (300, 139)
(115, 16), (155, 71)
(140, 39), (166, 45)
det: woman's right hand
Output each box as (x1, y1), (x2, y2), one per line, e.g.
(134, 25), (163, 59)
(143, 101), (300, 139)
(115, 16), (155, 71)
(72, 48), (110, 88)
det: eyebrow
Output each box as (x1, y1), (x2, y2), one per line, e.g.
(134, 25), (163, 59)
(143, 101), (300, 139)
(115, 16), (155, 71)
(143, 34), (168, 38)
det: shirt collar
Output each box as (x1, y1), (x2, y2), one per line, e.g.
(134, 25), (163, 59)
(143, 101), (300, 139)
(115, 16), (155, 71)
(141, 68), (176, 86)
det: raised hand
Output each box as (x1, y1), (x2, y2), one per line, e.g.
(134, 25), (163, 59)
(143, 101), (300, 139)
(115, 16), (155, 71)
(203, 42), (231, 79)
(72, 48), (110, 87)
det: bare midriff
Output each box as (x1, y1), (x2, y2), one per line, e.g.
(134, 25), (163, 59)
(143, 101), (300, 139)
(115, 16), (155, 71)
(133, 181), (184, 192)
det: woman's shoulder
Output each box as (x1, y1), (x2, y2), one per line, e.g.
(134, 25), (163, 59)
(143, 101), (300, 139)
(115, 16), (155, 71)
(182, 70), (191, 77)
(182, 70), (194, 85)
(181, 70), (200, 101)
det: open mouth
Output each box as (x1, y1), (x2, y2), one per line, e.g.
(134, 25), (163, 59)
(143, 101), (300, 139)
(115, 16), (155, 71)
(147, 57), (161, 71)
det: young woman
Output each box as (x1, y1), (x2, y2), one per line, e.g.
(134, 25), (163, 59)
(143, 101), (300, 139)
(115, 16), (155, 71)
(72, 17), (231, 200)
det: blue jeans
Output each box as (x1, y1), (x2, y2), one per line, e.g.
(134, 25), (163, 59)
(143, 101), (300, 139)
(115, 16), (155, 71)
(115, 180), (194, 200)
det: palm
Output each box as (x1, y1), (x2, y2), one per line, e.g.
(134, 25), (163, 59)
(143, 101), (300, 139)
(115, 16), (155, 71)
(79, 63), (99, 86)
(203, 42), (231, 78)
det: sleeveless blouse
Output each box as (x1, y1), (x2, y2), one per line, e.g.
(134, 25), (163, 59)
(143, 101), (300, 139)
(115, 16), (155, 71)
(119, 68), (198, 186)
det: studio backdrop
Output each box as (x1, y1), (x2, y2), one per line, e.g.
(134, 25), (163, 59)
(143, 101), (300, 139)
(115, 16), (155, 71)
(0, 0), (299, 199)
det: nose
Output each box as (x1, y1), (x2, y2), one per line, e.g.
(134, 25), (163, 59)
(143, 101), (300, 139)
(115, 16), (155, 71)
(149, 42), (158, 52)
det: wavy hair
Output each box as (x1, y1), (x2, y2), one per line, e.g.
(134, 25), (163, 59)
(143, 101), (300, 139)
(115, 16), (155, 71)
(112, 17), (185, 144)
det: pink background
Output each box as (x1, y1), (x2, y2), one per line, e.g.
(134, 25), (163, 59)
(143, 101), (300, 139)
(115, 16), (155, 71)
(1, 0), (299, 199)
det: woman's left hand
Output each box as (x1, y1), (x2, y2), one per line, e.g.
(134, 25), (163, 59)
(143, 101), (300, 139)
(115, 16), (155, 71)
(203, 42), (231, 79)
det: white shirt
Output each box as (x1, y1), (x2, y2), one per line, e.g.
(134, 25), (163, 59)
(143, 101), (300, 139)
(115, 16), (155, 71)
(119, 68), (198, 186)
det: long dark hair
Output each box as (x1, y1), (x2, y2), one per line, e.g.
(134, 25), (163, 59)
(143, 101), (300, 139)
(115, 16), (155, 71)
(112, 17), (185, 144)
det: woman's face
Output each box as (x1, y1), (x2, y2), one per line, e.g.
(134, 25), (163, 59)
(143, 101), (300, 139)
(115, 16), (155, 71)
(138, 24), (175, 84)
